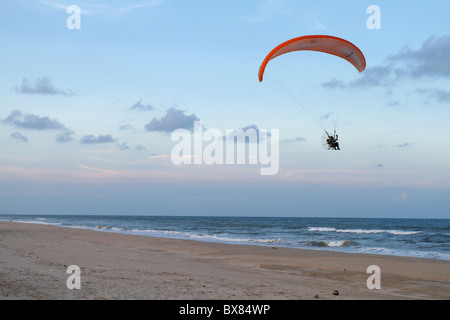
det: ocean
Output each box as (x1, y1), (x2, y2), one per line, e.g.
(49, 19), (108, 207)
(1, 215), (449, 260)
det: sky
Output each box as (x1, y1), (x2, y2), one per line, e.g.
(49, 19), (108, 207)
(0, 0), (449, 218)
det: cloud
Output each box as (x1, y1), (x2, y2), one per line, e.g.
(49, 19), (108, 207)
(133, 145), (146, 151)
(351, 65), (393, 87)
(281, 137), (306, 143)
(117, 142), (145, 151)
(55, 131), (75, 143)
(119, 123), (133, 130)
(224, 124), (271, 143)
(414, 88), (450, 104)
(10, 132), (29, 143)
(117, 142), (130, 150)
(2, 110), (74, 144)
(80, 134), (115, 144)
(147, 154), (170, 159)
(319, 112), (333, 120)
(130, 99), (154, 111)
(386, 100), (401, 107)
(352, 35), (450, 88)
(322, 79), (347, 89)
(388, 35), (450, 79)
(396, 142), (412, 148)
(15, 77), (75, 96)
(394, 192), (408, 202)
(2, 110), (67, 131)
(78, 164), (119, 175)
(144, 108), (200, 133)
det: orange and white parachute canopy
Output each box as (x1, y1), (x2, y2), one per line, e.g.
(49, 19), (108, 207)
(258, 35), (366, 82)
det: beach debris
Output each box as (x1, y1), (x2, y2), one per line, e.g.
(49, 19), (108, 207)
(313, 294), (320, 299)
(332, 290), (339, 296)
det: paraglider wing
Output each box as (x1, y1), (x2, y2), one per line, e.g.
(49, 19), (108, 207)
(258, 35), (366, 82)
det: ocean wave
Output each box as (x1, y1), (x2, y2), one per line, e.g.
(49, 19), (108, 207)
(90, 226), (288, 247)
(306, 240), (355, 248)
(7, 219), (63, 227)
(388, 230), (421, 235)
(363, 247), (450, 260)
(308, 226), (421, 235)
(93, 225), (125, 232)
(167, 232), (287, 246)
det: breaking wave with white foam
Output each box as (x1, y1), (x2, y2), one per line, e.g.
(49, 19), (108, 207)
(308, 226), (421, 236)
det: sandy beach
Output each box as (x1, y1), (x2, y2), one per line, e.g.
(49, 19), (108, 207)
(0, 221), (449, 300)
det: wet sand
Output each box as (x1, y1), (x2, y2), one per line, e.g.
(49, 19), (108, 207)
(0, 221), (449, 299)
